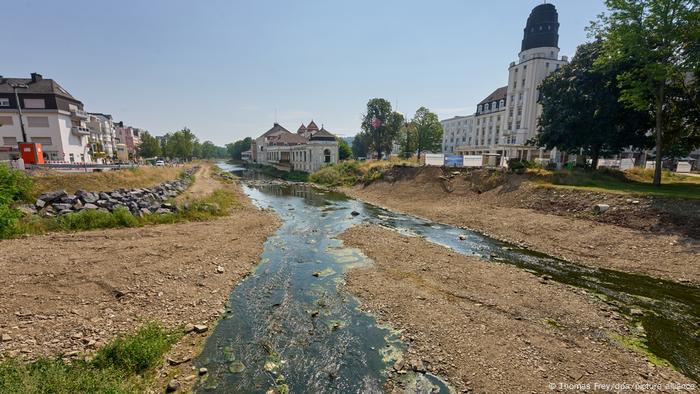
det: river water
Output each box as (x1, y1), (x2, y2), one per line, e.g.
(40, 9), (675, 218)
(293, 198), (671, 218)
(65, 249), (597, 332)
(195, 163), (700, 393)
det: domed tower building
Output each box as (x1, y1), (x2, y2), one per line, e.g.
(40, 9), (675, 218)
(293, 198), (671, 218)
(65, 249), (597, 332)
(501, 3), (568, 161)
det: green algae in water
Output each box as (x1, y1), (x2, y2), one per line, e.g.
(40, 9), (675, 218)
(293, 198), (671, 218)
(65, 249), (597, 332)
(229, 361), (246, 373)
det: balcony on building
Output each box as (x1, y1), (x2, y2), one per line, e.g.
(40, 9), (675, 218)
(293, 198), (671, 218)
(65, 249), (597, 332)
(71, 126), (91, 136)
(71, 108), (88, 119)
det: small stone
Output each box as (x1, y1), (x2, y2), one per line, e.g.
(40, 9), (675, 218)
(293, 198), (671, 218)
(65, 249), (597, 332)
(198, 367), (208, 375)
(1, 334), (12, 342)
(184, 323), (195, 333)
(459, 235), (467, 240)
(350, 211), (360, 216)
(166, 379), (180, 392)
(193, 324), (208, 333)
(630, 308), (644, 317)
(216, 266), (225, 274)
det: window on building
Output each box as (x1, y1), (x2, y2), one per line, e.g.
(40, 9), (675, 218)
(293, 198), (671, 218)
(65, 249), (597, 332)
(517, 107), (522, 116)
(324, 149), (331, 163)
(508, 123), (512, 130)
(516, 121), (521, 129)
(27, 116), (49, 127)
(522, 78), (525, 86)
(2, 136), (17, 146)
(513, 81), (517, 89)
(0, 98), (10, 107)
(545, 62), (550, 68)
(0, 116), (14, 126)
(31, 137), (53, 146)
(523, 65), (527, 70)
(23, 99), (46, 109)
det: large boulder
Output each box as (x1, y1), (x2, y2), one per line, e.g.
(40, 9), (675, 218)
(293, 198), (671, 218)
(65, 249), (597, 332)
(37, 190), (67, 204)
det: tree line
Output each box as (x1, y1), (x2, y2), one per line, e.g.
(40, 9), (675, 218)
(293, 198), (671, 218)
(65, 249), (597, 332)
(138, 128), (228, 160)
(536, 0), (699, 186)
(352, 98), (443, 160)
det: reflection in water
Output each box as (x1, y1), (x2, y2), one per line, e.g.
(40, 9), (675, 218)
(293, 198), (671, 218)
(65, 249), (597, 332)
(197, 163), (700, 391)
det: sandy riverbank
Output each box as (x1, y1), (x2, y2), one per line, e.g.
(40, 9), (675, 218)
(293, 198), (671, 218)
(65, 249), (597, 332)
(341, 168), (700, 284)
(0, 164), (279, 392)
(339, 224), (694, 393)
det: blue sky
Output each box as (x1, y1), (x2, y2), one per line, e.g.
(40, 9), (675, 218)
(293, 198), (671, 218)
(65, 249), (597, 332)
(3, 0), (606, 145)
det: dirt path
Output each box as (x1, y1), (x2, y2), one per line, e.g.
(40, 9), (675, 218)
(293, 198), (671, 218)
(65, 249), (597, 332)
(176, 163), (222, 202)
(0, 177), (279, 391)
(339, 224), (694, 393)
(342, 177), (700, 284)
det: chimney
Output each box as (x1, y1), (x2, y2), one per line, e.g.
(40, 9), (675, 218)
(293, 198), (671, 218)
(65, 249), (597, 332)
(30, 73), (43, 83)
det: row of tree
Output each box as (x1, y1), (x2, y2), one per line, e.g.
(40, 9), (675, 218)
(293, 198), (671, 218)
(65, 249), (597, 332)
(352, 98), (443, 160)
(536, 0), (700, 186)
(138, 128), (228, 160)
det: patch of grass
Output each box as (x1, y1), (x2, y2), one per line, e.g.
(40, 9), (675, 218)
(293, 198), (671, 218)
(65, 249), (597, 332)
(608, 332), (675, 369)
(30, 166), (187, 197)
(0, 323), (180, 394)
(529, 167), (700, 199)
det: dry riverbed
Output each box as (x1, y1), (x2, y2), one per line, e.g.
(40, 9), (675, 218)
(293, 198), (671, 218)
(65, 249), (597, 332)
(341, 172), (700, 284)
(0, 165), (280, 392)
(339, 224), (694, 393)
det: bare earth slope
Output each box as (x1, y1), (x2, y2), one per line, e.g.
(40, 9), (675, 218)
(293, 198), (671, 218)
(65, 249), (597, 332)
(342, 167), (700, 284)
(339, 224), (693, 393)
(0, 166), (278, 363)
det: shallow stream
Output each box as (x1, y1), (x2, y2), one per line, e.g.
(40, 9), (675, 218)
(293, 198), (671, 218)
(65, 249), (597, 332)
(194, 163), (700, 392)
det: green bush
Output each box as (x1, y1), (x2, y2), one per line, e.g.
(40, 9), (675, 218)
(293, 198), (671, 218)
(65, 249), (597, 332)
(53, 207), (139, 231)
(309, 161), (363, 186)
(0, 165), (34, 239)
(0, 164), (33, 205)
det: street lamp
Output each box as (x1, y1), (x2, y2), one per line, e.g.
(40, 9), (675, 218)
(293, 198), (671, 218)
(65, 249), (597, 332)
(9, 83), (29, 143)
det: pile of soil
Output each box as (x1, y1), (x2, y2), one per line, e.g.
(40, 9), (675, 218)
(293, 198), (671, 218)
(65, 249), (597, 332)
(339, 224), (693, 393)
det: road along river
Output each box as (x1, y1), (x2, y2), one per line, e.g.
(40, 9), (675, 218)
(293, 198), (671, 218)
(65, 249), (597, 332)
(194, 164), (699, 393)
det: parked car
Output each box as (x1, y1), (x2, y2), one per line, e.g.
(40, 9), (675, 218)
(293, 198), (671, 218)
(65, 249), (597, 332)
(155, 160), (165, 166)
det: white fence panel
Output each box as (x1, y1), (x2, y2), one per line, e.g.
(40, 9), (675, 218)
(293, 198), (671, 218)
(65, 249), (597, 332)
(425, 154), (444, 166)
(463, 155), (483, 168)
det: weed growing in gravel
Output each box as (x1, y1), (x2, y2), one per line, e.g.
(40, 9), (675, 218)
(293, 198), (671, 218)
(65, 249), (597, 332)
(0, 323), (180, 394)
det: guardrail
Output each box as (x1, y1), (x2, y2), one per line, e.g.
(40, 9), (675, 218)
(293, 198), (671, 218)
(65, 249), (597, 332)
(27, 163), (139, 172)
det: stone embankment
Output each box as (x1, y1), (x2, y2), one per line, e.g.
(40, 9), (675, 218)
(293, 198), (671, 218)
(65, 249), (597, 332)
(27, 166), (198, 217)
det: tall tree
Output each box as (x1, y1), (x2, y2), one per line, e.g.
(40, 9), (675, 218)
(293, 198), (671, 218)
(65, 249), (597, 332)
(200, 141), (220, 159)
(361, 98), (396, 159)
(165, 127), (198, 160)
(536, 40), (651, 168)
(411, 107), (444, 160)
(138, 131), (162, 158)
(351, 131), (371, 159)
(337, 137), (352, 160)
(226, 137), (252, 160)
(399, 121), (418, 158)
(593, 0), (700, 185)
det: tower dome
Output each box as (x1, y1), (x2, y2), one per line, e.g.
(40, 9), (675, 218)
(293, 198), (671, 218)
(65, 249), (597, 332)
(521, 3), (559, 52)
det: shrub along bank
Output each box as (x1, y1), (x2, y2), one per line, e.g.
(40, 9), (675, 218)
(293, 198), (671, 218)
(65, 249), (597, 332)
(0, 323), (180, 394)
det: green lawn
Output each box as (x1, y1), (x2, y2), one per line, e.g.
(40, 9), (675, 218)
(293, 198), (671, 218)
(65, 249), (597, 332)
(530, 168), (700, 199)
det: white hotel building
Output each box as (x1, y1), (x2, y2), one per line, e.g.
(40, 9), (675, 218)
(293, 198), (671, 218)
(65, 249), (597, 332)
(442, 3), (568, 162)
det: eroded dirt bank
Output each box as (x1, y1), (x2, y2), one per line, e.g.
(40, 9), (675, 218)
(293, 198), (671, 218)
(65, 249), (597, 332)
(341, 167), (700, 284)
(0, 166), (279, 391)
(339, 224), (694, 393)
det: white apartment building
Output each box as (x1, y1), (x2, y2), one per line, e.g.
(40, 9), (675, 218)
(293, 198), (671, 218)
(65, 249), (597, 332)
(0, 73), (91, 163)
(86, 113), (118, 159)
(442, 4), (569, 163)
(441, 115), (474, 153)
